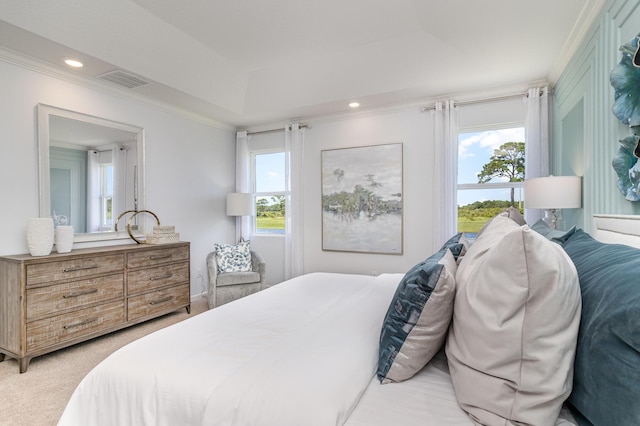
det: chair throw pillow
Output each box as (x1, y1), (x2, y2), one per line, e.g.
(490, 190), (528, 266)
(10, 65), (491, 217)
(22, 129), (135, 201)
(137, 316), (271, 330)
(377, 247), (457, 384)
(446, 225), (581, 426)
(214, 241), (252, 273)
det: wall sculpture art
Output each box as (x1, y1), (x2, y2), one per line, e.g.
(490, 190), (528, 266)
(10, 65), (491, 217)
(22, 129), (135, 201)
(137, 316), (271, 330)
(611, 33), (640, 201)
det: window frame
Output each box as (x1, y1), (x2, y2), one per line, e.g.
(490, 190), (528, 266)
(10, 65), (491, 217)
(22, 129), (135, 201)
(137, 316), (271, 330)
(251, 148), (286, 236)
(456, 122), (525, 235)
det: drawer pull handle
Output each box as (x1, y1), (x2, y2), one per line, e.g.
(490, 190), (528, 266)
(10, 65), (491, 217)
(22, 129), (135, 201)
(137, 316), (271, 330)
(150, 254), (172, 260)
(63, 317), (98, 329)
(149, 296), (172, 305)
(63, 288), (99, 298)
(150, 273), (173, 281)
(63, 265), (98, 273)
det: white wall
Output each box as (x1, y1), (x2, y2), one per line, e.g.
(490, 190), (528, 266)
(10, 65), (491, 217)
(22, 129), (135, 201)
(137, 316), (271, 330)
(245, 111), (440, 282)
(248, 98), (526, 282)
(303, 110), (436, 275)
(0, 58), (236, 298)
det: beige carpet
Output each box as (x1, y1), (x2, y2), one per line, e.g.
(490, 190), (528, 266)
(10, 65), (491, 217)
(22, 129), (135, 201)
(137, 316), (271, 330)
(0, 297), (209, 426)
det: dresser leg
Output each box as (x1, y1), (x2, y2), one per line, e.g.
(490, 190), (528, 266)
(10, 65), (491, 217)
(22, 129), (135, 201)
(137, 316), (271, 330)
(185, 304), (191, 314)
(0, 353), (5, 362)
(19, 357), (31, 374)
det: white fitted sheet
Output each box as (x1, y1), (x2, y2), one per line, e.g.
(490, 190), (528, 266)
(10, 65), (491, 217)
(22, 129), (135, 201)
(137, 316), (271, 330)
(346, 350), (578, 426)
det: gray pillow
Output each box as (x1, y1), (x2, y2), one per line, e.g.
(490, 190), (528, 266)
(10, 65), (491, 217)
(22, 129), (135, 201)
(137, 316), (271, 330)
(476, 206), (526, 238)
(447, 222), (581, 425)
(377, 248), (457, 383)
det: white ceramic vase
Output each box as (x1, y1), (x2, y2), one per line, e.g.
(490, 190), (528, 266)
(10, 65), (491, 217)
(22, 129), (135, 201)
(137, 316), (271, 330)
(26, 218), (54, 256)
(55, 225), (74, 253)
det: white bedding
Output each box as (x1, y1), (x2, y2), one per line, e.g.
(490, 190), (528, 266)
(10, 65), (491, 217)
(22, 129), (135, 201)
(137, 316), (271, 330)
(59, 271), (578, 426)
(346, 349), (577, 426)
(58, 272), (402, 426)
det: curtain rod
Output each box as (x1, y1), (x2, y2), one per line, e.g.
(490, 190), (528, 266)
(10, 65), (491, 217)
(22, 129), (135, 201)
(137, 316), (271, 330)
(244, 124), (309, 136)
(421, 89), (547, 111)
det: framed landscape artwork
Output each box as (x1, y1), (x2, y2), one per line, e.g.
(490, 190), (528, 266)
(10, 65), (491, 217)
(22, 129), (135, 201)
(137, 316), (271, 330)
(321, 143), (403, 254)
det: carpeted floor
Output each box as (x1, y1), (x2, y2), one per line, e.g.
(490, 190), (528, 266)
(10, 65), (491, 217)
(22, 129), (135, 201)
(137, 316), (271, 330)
(0, 297), (209, 426)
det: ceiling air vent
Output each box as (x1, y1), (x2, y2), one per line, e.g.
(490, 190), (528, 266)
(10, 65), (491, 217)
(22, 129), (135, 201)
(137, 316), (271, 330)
(97, 70), (150, 89)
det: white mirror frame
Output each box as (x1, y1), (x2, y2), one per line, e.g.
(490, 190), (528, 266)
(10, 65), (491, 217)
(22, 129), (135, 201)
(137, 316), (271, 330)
(37, 104), (146, 243)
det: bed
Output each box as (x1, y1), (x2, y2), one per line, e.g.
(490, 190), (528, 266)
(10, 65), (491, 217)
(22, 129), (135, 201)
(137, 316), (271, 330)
(58, 213), (640, 426)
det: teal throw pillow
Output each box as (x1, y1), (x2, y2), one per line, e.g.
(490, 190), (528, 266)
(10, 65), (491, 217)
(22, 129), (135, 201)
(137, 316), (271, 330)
(530, 219), (576, 242)
(377, 247), (457, 383)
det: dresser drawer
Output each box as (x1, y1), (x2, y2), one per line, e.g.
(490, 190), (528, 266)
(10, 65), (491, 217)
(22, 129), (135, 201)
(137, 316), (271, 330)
(27, 274), (124, 321)
(26, 300), (124, 352)
(127, 285), (189, 322)
(127, 262), (189, 295)
(127, 245), (189, 269)
(26, 254), (124, 286)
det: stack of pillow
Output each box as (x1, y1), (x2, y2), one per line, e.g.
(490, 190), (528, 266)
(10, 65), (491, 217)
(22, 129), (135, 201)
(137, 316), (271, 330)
(378, 209), (584, 425)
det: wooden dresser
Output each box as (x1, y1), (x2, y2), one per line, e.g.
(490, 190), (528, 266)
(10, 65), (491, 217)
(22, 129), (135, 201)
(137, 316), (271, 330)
(0, 242), (190, 373)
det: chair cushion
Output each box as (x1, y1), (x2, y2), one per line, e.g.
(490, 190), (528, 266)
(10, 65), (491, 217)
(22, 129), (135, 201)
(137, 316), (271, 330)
(214, 241), (252, 273)
(217, 271), (261, 287)
(447, 222), (581, 426)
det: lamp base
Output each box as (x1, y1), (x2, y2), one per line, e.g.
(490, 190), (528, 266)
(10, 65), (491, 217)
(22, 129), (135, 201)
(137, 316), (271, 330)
(542, 208), (560, 229)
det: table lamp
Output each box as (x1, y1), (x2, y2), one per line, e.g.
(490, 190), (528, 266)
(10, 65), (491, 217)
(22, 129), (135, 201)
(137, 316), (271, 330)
(524, 175), (582, 229)
(226, 192), (254, 241)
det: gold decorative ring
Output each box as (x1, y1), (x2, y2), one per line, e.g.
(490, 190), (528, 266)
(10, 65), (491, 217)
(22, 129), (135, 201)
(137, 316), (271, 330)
(125, 210), (160, 244)
(114, 210), (139, 232)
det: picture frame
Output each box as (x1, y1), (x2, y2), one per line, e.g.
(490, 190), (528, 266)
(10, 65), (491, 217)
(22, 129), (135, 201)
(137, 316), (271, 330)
(321, 143), (403, 254)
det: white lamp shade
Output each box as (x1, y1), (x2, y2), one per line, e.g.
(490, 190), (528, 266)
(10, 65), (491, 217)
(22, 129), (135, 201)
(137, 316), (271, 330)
(525, 176), (582, 209)
(226, 193), (254, 216)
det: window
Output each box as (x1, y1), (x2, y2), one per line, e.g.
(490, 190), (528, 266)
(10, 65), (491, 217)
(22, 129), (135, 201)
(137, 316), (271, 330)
(457, 126), (525, 237)
(253, 151), (285, 234)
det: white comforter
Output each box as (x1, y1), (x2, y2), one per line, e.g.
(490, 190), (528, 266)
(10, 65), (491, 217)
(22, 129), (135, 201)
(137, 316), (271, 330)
(58, 272), (402, 426)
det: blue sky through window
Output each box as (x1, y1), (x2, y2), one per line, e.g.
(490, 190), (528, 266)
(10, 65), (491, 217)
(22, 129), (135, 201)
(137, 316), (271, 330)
(457, 127), (525, 206)
(255, 152), (285, 194)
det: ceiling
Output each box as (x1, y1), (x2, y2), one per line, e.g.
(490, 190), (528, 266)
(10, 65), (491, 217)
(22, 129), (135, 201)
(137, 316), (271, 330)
(0, 1), (604, 130)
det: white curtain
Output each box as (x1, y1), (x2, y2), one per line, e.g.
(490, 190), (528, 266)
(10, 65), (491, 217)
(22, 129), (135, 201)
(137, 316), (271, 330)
(524, 87), (550, 223)
(432, 101), (459, 247)
(284, 123), (305, 280)
(86, 150), (100, 232)
(235, 131), (251, 242)
(112, 146), (126, 227)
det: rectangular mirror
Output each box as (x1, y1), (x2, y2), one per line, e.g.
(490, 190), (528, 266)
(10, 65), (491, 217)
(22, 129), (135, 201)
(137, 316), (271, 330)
(37, 104), (145, 242)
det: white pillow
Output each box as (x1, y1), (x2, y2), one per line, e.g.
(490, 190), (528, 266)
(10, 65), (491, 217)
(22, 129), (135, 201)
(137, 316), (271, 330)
(446, 225), (581, 426)
(455, 215), (519, 285)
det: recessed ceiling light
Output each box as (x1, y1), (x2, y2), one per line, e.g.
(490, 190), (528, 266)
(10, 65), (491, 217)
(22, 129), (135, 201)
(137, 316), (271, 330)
(348, 102), (360, 108)
(64, 59), (84, 68)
